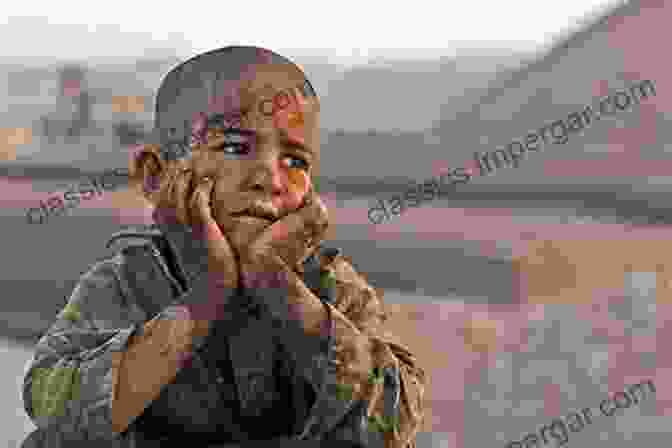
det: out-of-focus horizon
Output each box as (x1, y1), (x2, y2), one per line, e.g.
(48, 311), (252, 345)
(0, 0), (622, 142)
(0, 1), (629, 178)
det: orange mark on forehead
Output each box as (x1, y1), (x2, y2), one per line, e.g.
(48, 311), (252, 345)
(272, 85), (317, 143)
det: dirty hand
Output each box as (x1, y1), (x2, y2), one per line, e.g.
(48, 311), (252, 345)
(233, 188), (330, 321)
(152, 165), (239, 327)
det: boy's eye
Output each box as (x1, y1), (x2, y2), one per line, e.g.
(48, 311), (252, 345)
(284, 155), (309, 171)
(213, 136), (309, 171)
(216, 141), (250, 155)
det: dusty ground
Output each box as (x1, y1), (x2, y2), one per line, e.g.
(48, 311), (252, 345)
(6, 179), (672, 447)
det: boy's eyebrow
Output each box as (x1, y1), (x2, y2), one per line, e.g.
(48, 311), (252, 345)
(214, 127), (314, 155)
(276, 124), (313, 154)
(206, 112), (245, 129)
(282, 132), (313, 155)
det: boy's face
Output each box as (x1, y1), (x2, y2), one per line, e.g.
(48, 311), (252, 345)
(155, 62), (321, 237)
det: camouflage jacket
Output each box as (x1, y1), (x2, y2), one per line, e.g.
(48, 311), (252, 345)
(21, 222), (425, 447)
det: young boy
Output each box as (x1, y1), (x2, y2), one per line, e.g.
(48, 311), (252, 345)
(21, 46), (425, 448)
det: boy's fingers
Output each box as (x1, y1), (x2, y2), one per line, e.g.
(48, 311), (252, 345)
(249, 193), (329, 267)
(173, 169), (194, 227)
(291, 191), (330, 245)
(284, 190), (328, 239)
(302, 191), (330, 234)
(189, 177), (218, 235)
(188, 177), (234, 251)
(189, 177), (236, 274)
(153, 170), (183, 226)
(155, 169), (179, 213)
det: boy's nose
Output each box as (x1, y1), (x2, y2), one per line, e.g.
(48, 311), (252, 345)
(246, 157), (287, 197)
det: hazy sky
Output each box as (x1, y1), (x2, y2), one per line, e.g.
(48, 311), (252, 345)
(1, 0), (624, 65)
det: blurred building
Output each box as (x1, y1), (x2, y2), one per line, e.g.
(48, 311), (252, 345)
(41, 64), (93, 140)
(0, 60), (159, 167)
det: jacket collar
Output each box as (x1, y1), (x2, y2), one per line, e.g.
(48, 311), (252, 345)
(106, 219), (206, 291)
(152, 219), (211, 289)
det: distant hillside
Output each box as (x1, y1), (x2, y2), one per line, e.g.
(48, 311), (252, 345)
(310, 51), (530, 132)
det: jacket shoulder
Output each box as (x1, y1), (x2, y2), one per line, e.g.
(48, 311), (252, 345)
(317, 247), (389, 329)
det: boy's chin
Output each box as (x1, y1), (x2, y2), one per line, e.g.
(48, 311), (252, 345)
(219, 215), (274, 249)
(217, 214), (274, 228)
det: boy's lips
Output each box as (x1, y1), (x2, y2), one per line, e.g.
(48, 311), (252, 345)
(230, 211), (276, 222)
(229, 203), (280, 222)
(230, 212), (274, 223)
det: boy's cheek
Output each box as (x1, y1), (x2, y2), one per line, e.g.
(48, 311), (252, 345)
(284, 168), (310, 210)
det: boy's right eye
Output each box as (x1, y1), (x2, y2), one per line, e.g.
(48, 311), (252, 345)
(216, 142), (251, 155)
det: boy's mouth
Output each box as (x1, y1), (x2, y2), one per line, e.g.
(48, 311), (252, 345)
(230, 212), (274, 223)
(229, 206), (278, 222)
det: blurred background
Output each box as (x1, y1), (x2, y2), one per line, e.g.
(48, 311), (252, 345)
(4, 0), (672, 446)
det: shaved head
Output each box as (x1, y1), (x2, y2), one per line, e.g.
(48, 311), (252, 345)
(133, 46), (324, 247)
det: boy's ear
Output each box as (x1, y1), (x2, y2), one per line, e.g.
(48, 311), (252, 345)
(127, 144), (168, 195)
